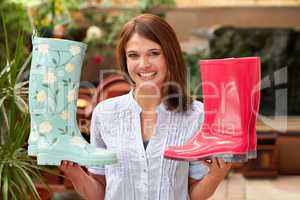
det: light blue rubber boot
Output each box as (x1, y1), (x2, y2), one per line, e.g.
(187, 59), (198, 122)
(28, 36), (117, 167)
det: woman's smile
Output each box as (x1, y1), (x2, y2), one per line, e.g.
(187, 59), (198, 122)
(138, 72), (157, 79)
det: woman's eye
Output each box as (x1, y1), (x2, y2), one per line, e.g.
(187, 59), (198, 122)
(150, 51), (160, 56)
(127, 54), (138, 58)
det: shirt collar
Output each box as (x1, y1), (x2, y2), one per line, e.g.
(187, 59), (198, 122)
(127, 89), (168, 113)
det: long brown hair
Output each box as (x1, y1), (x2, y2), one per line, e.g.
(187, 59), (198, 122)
(116, 13), (192, 112)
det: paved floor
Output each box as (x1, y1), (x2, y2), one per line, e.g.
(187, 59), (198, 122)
(210, 173), (300, 200)
(52, 172), (300, 200)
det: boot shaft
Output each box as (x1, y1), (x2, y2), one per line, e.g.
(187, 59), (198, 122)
(199, 57), (260, 136)
(28, 36), (87, 137)
(29, 37), (87, 116)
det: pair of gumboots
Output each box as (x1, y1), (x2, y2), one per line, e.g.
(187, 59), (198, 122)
(28, 36), (260, 167)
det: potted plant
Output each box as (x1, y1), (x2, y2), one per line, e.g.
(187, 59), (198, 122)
(0, 16), (51, 200)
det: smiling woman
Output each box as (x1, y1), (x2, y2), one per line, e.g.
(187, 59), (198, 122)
(59, 13), (231, 200)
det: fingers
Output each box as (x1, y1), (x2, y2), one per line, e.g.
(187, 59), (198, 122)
(216, 158), (232, 170)
(63, 161), (79, 167)
(61, 161), (77, 166)
(203, 158), (232, 170)
(212, 158), (220, 168)
(202, 159), (211, 167)
(58, 161), (79, 172)
(203, 158), (218, 169)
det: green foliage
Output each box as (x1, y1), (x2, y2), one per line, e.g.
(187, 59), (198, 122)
(183, 49), (210, 100)
(11, 0), (83, 36)
(0, 0), (30, 32)
(79, 0), (175, 68)
(0, 16), (49, 200)
(138, 0), (175, 13)
(199, 26), (300, 115)
(11, 0), (84, 10)
(0, 1), (31, 67)
(87, 12), (136, 49)
(0, 20), (29, 114)
(61, 0), (85, 11)
(0, 113), (47, 200)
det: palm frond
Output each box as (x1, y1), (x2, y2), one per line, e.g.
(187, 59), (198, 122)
(0, 14), (49, 200)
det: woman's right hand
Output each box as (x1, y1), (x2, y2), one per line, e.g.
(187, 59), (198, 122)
(58, 161), (86, 182)
(58, 161), (105, 200)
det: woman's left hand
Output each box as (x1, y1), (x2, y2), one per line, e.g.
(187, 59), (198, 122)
(189, 158), (232, 199)
(203, 158), (232, 181)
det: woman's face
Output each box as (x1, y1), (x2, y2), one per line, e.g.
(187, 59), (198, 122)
(125, 33), (168, 92)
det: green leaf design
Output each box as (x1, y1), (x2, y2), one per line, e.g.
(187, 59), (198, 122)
(36, 64), (42, 68)
(52, 58), (57, 65)
(42, 84), (48, 88)
(52, 138), (58, 144)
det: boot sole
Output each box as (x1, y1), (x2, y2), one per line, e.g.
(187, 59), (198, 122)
(37, 152), (118, 167)
(164, 151), (250, 162)
(28, 144), (38, 157)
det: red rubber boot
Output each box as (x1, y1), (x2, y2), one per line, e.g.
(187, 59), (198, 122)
(164, 57), (261, 162)
(230, 57), (261, 161)
(247, 60), (261, 159)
